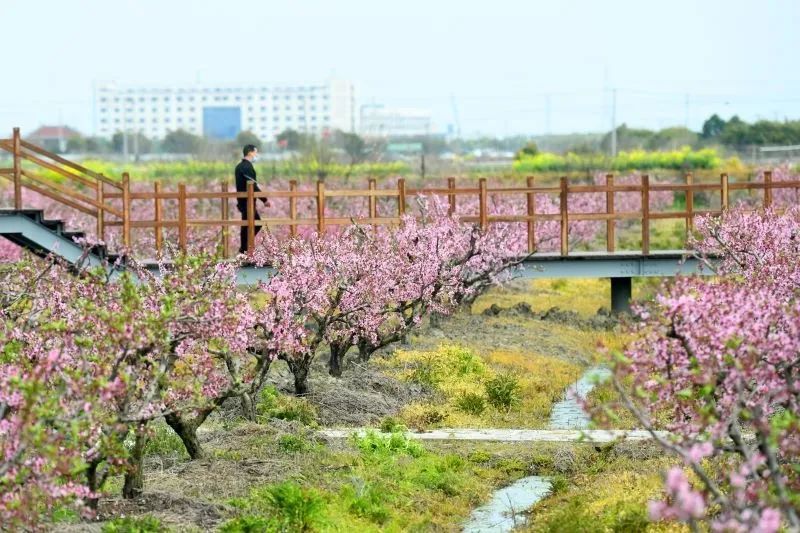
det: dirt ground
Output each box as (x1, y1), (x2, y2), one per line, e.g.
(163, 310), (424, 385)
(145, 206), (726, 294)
(54, 277), (617, 531)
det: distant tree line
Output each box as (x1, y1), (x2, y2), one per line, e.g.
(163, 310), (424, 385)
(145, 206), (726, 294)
(42, 114), (800, 159)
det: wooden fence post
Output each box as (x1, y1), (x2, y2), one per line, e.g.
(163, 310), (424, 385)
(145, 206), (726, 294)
(685, 172), (694, 233)
(316, 180), (325, 234)
(526, 176), (536, 253)
(478, 178), (488, 231)
(122, 172), (131, 248)
(154, 181), (163, 256)
(606, 174), (615, 252)
(289, 180), (298, 237)
(397, 178), (406, 216)
(642, 175), (650, 255)
(12, 127), (21, 210)
(220, 181), (229, 258)
(721, 173), (729, 211)
(178, 183), (187, 252)
(764, 170), (773, 208)
(96, 183), (105, 243)
(560, 176), (568, 256)
(368, 179), (377, 220)
(246, 181), (255, 252)
(448, 177), (456, 216)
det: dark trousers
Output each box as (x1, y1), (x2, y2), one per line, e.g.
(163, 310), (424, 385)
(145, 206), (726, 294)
(238, 201), (262, 254)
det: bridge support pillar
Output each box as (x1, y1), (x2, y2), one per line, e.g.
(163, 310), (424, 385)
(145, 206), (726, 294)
(611, 277), (632, 314)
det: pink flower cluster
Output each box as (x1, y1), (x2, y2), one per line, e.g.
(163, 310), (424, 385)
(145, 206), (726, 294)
(614, 205), (800, 531)
(251, 203), (524, 393)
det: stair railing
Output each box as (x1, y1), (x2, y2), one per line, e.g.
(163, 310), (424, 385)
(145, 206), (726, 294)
(0, 127), (129, 249)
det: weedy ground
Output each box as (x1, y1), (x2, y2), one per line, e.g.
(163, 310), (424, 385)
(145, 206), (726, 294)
(53, 277), (684, 532)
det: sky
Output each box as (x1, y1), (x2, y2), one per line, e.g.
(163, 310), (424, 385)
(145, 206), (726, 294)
(1, 0), (799, 138)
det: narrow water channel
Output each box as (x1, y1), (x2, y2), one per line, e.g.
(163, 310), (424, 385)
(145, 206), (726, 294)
(463, 475), (553, 533)
(548, 366), (611, 429)
(463, 366), (612, 532)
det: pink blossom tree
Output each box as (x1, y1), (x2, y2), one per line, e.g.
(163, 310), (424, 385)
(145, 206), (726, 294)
(610, 207), (800, 531)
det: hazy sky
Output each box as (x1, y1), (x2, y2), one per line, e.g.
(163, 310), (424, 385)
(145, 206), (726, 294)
(2, 0), (798, 138)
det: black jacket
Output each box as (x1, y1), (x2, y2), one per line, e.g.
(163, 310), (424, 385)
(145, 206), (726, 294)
(235, 158), (262, 210)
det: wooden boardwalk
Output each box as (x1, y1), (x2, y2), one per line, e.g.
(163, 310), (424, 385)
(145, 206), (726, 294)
(1, 126), (795, 263)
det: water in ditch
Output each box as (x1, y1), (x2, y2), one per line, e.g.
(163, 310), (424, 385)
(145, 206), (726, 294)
(462, 367), (613, 531)
(463, 475), (553, 532)
(548, 366), (612, 429)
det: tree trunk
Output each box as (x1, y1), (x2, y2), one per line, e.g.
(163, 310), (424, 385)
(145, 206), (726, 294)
(328, 344), (348, 377)
(289, 360), (310, 395)
(122, 428), (147, 499)
(164, 413), (204, 460)
(357, 341), (372, 362)
(240, 392), (256, 421)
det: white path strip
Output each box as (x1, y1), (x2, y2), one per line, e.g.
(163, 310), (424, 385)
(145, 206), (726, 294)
(318, 428), (666, 443)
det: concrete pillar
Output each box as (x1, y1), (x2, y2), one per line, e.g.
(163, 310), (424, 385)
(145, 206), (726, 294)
(611, 277), (632, 314)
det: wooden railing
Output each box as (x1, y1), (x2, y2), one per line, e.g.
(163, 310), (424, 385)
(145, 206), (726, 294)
(103, 170), (800, 259)
(2, 128), (799, 260)
(0, 128), (128, 247)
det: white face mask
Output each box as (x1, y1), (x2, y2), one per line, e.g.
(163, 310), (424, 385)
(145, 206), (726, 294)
(251, 155), (259, 162)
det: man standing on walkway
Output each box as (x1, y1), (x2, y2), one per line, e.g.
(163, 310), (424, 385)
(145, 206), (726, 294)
(235, 144), (270, 254)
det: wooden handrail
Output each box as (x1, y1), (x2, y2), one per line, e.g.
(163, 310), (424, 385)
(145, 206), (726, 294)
(17, 149), (98, 189)
(3, 129), (797, 261)
(19, 139), (121, 189)
(20, 169), (123, 218)
(15, 178), (97, 217)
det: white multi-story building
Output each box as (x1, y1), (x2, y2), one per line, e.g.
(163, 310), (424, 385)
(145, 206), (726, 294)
(359, 105), (432, 138)
(94, 80), (356, 140)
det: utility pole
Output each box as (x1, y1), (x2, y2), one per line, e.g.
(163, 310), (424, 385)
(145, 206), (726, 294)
(450, 93), (461, 139)
(684, 93), (690, 128)
(610, 88), (617, 157)
(545, 94), (552, 136)
(122, 103), (129, 161)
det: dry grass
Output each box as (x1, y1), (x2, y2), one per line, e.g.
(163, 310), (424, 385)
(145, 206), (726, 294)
(378, 344), (581, 430)
(472, 278), (611, 318)
(525, 453), (689, 533)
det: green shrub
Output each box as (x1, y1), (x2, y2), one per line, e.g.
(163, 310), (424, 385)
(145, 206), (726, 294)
(101, 516), (166, 533)
(512, 147), (722, 173)
(402, 404), (448, 428)
(342, 481), (391, 524)
(352, 430), (425, 458)
(140, 422), (187, 459)
(467, 450), (492, 464)
(219, 515), (277, 533)
(408, 352), (441, 387)
(227, 482), (326, 532)
(549, 474), (569, 495)
(379, 416), (407, 433)
(413, 456), (466, 496)
(257, 386), (318, 426)
(277, 434), (307, 453)
(403, 345), (486, 388)
(454, 392), (487, 415)
(484, 373), (522, 411)
(533, 496), (649, 533)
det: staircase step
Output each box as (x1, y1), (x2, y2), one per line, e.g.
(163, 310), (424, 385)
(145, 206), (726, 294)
(61, 231), (85, 242)
(40, 219), (64, 233)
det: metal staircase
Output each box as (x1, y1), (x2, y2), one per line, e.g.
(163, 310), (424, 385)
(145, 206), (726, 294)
(0, 209), (115, 270)
(0, 127), (130, 270)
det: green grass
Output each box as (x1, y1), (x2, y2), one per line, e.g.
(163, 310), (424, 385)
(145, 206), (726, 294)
(219, 433), (536, 532)
(101, 515), (167, 533)
(257, 385), (319, 427)
(141, 421), (189, 459)
(376, 344), (581, 430)
(524, 455), (687, 533)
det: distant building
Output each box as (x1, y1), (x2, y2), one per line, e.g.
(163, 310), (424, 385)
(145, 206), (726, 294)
(360, 105), (432, 138)
(27, 125), (81, 153)
(94, 80), (356, 140)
